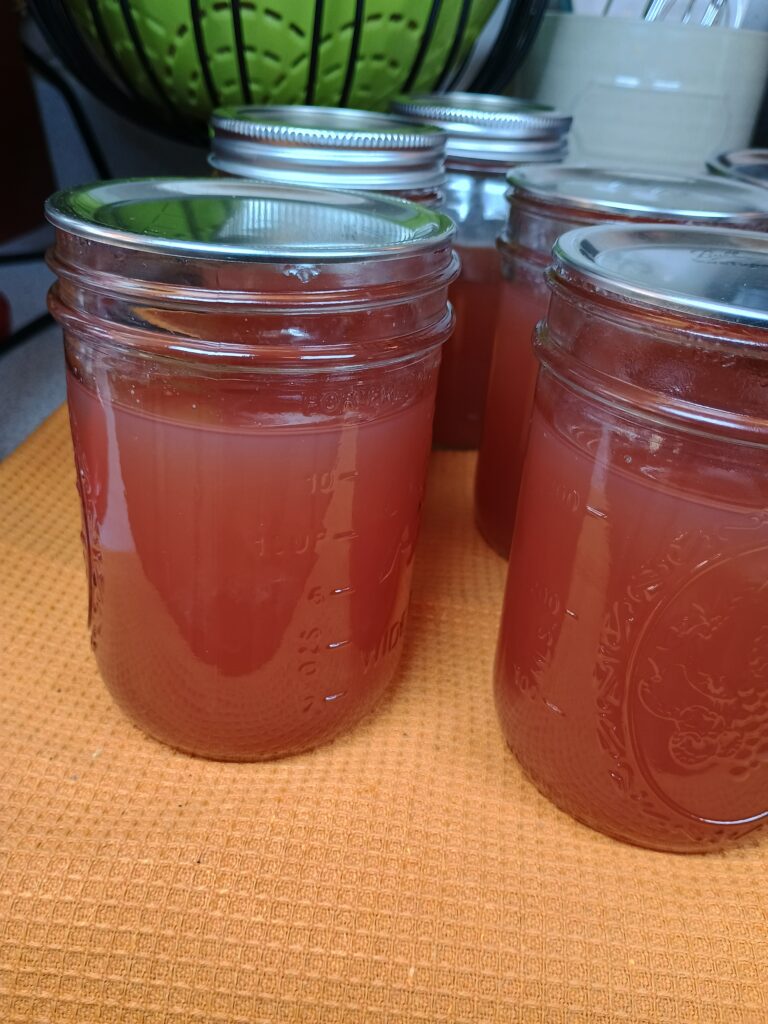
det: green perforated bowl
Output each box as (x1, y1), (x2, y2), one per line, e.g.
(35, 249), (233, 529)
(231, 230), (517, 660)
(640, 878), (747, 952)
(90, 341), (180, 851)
(36, 0), (498, 138)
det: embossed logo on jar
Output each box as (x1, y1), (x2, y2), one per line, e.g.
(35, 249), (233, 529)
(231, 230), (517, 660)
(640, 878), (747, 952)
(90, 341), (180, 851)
(627, 546), (768, 826)
(301, 362), (435, 417)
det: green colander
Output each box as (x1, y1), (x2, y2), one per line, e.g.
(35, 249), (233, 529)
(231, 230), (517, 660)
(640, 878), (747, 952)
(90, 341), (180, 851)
(31, 0), (498, 141)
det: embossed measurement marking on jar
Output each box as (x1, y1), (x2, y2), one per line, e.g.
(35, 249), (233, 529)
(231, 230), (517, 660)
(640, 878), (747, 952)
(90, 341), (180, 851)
(305, 468), (360, 493)
(530, 581), (562, 616)
(554, 482), (581, 513)
(585, 504), (608, 519)
(363, 609), (408, 671)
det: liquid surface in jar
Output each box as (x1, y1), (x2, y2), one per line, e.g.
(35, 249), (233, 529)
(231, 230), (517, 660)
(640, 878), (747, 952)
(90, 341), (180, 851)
(495, 377), (768, 852)
(474, 263), (546, 554)
(432, 244), (501, 450)
(67, 363), (435, 760)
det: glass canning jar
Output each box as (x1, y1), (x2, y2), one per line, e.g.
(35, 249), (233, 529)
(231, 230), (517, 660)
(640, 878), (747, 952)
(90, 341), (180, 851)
(208, 104), (447, 206)
(495, 223), (768, 852)
(46, 178), (457, 761)
(392, 93), (570, 449)
(475, 166), (768, 556)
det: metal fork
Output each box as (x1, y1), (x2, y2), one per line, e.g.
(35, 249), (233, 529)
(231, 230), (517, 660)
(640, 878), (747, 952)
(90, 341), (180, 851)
(701, 0), (728, 24)
(643, 0), (675, 20)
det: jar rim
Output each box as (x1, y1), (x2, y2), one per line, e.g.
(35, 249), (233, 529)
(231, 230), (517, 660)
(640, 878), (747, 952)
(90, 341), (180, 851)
(211, 104), (445, 149)
(45, 178), (455, 262)
(208, 106), (447, 191)
(391, 92), (571, 137)
(391, 92), (570, 166)
(707, 148), (768, 188)
(554, 223), (768, 330)
(507, 165), (768, 221)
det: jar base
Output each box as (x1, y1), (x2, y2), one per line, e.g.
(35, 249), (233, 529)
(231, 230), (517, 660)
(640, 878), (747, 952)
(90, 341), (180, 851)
(118, 691), (392, 763)
(506, 744), (766, 855)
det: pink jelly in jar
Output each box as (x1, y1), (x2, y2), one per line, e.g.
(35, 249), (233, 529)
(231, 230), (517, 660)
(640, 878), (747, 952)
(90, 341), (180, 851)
(392, 93), (571, 449)
(46, 178), (457, 760)
(475, 166), (768, 556)
(495, 223), (768, 852)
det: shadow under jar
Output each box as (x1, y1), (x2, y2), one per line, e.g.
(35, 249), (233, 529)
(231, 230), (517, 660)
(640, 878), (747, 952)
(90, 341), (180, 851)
(495, 224), (768, 853)
(46, 178), (457, 761)
(475, 166), (768, 557)
(392, 93), (570, 449)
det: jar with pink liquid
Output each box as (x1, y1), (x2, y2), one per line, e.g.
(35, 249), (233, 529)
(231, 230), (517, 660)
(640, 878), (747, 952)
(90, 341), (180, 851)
(392, 94), (570, 450)
(476, 166), (768, 556)
(495, 223), (768, 852)
(46, 178), (457, 761)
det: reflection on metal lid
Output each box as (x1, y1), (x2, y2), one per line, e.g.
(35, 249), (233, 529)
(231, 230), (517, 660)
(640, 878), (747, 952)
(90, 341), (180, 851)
(45, 178), (455, 262)
(555, 223), (768, 327)
(508, 165), (768, 220)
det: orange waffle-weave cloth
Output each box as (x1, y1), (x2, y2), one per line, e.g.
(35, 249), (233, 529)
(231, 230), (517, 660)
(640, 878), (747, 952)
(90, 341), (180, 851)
(1, 407), (766, 1024)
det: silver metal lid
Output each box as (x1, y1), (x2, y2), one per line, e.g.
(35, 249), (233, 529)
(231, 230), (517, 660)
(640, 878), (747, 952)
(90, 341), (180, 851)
(708, 149), (768, 188)
(45, 178), (455, 262)
(391, 92), (571, 165)
(508, 166), (768, 222)
(208, 106), (446, 192)
(554, 224), (768, 328)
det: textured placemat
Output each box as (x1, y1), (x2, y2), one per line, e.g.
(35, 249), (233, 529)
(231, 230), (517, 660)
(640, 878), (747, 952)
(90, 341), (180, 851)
(1, 407), (767, 1024)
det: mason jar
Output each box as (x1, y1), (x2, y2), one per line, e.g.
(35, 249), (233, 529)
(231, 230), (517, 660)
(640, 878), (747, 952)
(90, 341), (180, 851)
(495, 223), (768, 853)
(46, 178), (457, 761)
(208, 104), (446, 205)
(392, 93), (570, 449)
(475, 167), (768, 556)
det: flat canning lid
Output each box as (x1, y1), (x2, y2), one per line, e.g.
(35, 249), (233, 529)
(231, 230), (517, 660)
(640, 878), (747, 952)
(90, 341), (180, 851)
(45, 177), (455, 263)
(508, 165), (768, 222)
(554, 223), (768, 329)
